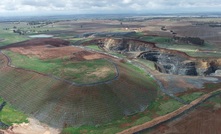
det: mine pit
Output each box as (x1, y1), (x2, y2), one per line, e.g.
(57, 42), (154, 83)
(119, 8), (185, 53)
(86, 38), (221, 76)
(139, 51), (198, 76)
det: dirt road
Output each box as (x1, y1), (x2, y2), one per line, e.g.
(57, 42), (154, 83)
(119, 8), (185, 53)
(118, 88), (221, 134)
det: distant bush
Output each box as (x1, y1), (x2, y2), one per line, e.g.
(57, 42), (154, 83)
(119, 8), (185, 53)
(173, 36), (204, 46)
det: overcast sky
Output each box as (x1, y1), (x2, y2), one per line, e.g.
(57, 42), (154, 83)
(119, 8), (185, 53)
(0, 0), (221, 16)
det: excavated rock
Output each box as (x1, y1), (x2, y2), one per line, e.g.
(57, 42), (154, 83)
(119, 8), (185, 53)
(215, 70), (221, 76)
(100, 38), (154, 53)
(86, 38), (221, 76)
(139, 51), (198, 76)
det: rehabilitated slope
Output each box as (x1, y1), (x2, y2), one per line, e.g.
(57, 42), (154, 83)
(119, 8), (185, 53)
(0, 53), (158, 128)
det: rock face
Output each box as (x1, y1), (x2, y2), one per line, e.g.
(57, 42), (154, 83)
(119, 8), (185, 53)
(100, 38), (155, 53)
(203, 61), (218, 75)
(88, 38), (221, 76)
(178, 61), (198, 76)
(139, 51), (198, 76)
(215, 70), (221, 76)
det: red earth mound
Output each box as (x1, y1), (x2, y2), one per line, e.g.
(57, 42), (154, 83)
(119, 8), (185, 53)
(0, 38), (70, 49)
(3, 38), (112, 60)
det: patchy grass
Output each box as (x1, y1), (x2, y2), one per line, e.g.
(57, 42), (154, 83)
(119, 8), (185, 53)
(140, 36), (172, 44)
(125, 62), (145, 73)
(140, 36), (221, 57)
(132, 116), (152, 126)
(0, 98), (28, 126)
(0, 30), (28, 47)
(180, 92), (204, 103)
(62, 95), (185, 134)
(86, 45), (102, 51)
(134, 59), (156, 70)
(3, 50), (116, 84)
(156, 99), (183, 116)
(109, 52), (125, 58)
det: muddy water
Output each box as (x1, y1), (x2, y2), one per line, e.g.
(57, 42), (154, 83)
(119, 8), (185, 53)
(29, 34), (54, 38)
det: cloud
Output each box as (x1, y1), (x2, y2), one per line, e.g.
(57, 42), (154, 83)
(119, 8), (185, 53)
(0, 0), (221, 16)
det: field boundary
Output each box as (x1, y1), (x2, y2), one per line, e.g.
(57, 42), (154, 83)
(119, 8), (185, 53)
(0, 50), (120, 87)
(118, 88), (221, 134)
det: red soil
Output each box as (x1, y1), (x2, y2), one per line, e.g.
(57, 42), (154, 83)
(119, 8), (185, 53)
(3, 38), (109, 60)
(148, 105), (221, 134)
(1, 38), (70, 49)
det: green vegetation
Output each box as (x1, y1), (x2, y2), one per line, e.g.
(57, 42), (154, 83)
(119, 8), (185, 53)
(185, 51), (221, 58)
(62, 126), (121, 134)
(156, 99), (183, 115)
(0, 98), (28, 126)
(147, 96), (184, 116)
(3, 50), (116, 84)
(140, 36), (172, 44)
(70, 38), (92, 45)
(134, 59), (156, 70)
(86, 45), (102, 51)
(0, 30), (28, 47)
(132, 116), (152, 126)
(140, 36), (221, 57)
(131, 32), (144, 38)
(199, 89), (221, 108)
(180, 92), (204, 103)
(62, 95), (185, 134)
(204, 82), (221, 91)
(61, 62), (162, 134)
(110, 52), (125, 58)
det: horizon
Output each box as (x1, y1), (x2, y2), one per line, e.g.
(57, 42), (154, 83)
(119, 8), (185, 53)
(1, 12), (221, 18)
(0, 0), (221, 17)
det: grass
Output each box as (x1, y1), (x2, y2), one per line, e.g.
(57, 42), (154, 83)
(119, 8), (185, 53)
(140, 36), (221, 57)
(125, 62), (146, 74)
(110, 52), (125, 58)
(62, 95), (185, 134)
(132, 116), (152, 126)
(140, 36), (172, 44)
(0, 98), (28, 126)
(134, 59), (156, 70)
(71, 38), (93, 46)
(156, 100), (183, 115)
(0, 56), (160, 133)
(61, 62), (162, 134)
(0, 30), (29, 47)
(3, 50), (116, 84)
(157, 42), (221, 58)
(62, 126), (122, 134)
(0, 49), (160, 133)
(86, 45), (103, 51)
(180, 92), (204, 103)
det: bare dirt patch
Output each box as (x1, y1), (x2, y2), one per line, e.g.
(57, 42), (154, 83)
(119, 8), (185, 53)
(1, 118), (60, 134)
(9, 45), (82, 60)
(71, 50), (109, 61)
(4, 38), (111, 60)
(89, 66), (112, 78)
(1, 38), (70, 49)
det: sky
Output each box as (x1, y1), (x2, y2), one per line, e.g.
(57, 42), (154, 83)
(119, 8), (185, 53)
(0, 0), (221, 16)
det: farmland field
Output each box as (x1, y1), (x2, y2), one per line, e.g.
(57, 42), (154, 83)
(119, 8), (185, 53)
(0, 16), (221, 134)
(3, 50), (117, 84)
(144, 94), (221, 134)
(0, 51), (159, 130)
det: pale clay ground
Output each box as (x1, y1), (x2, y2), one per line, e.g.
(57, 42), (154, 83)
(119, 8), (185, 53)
(1, 118), (60, 134)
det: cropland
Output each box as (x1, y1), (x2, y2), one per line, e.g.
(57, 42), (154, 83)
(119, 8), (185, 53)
(0, 16), (221, 134)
